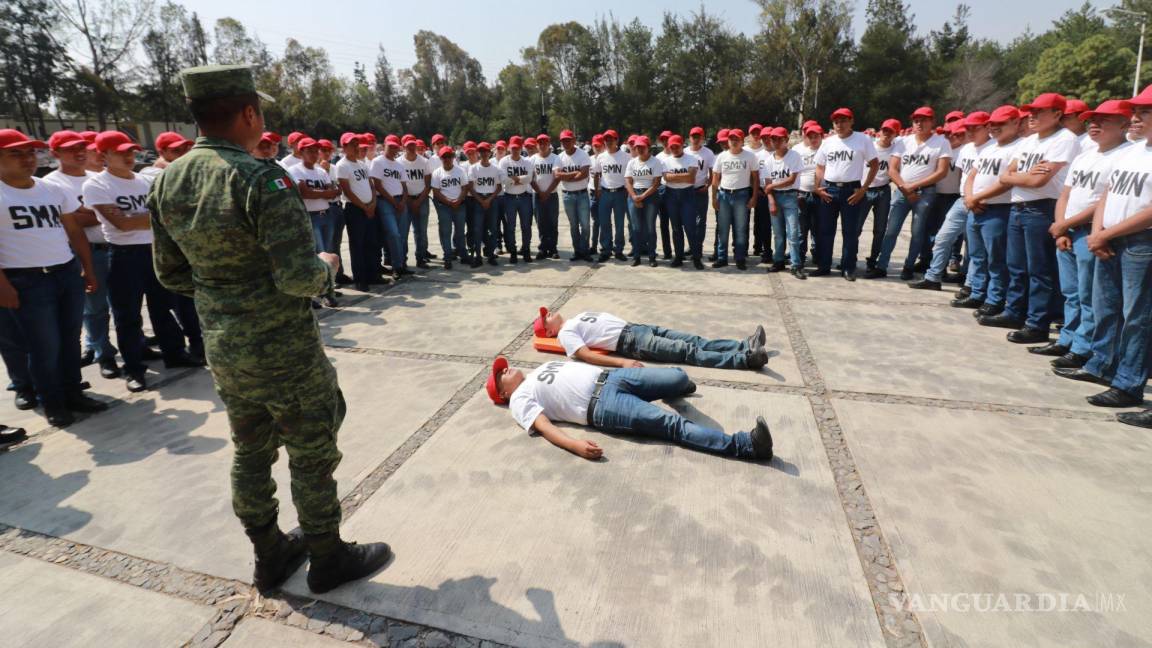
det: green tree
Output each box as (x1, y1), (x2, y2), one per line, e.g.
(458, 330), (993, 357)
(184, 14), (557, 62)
(1017, 33), (1144, 104)
(0, 0), (66, 135)
(491, 63), (538, 137)
(400, 30), (491, 140)
(855, 0), (934, 126)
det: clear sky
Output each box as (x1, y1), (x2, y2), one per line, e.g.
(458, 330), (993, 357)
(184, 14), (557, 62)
(184, 0), (1104, 80)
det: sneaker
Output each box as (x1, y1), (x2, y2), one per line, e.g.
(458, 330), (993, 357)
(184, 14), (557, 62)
(45, 405), (75, 428)
(14, 389), (36, 411)
(746, 347), (769, 370)
(125, 374), (147, 393)
(0, 425), (28, 447)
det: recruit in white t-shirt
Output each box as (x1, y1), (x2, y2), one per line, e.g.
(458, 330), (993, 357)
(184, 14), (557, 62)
(970, 139), (1023, 205)
(662, 152), (699, 190)
(431, 164), (468, 202)
(1010, 128), (1081, 202)
(712, 149), (759, 190)
(626, 156), (664, 191)
(469, 162), (502, 196)
(509, 360), (604, 431)
(690, 146), (715, 188)
(279, 153), (303, 169)
(336, 157), (373, 204)
(936, 146), (965, 194)
(42, 169), (102, 243)
(793, 143), (819, 192)
(369, 155), (406, 197)
(1102, 144), (1152, 230)
(288, 164), (336, 213)
(1063, 143), (1132, 220)
(400, 155), (432, 197)
(531, 153), (559, 192)
(893, 133), (952, 186)
(593, 150), (629, 190)
(557, 311), (628, 357)
(82, 170), (154, 245)
(557, 148), (591, 192)
(498, 156), (535, 195)
(954, 141), (992, 197)
(815, 132), (878, 183)
(762, 149), (802, 190)
(0, 177), (79, 269)
(869, 143), (894, 187)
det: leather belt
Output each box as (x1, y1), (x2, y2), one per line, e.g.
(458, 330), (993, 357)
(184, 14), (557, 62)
(5, 260), (74, 275)
(586, 370), (611, 425)
(824, 181), (861, 188)
(1012, 198), (1057, 208)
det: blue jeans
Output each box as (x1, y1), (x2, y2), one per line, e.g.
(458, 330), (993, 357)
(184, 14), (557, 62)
(562, 190), (591, 257)
(924, 193), (959, 264)
(309, 210), (334, 254)
(925, 197), (969, 283)
(1056, 228), (1095, 356)
(502, 193), (534, 254)
(773, 191), (802, 267)
(767, 191), (790, 264)
(83, 243), (116, 361)
(966, 205), (1010, 305)
(434, 201), (467, 261)
(107, 245), (186, 377)
(327, 202), (345, 269)
(1084, 230), (1152, 395)
(715, 188), (751, 263)
(857, 186), (891, 266)
(0, 259), (85, 407)
(408, 197), (430, 262)
(628, 195), (660, 260)
(692, 188), (709, 260)
(343, 202), (380, 283)
(535, 192), (559, 254)
(752, 190), (772, 257)
(877, 185), (938, 272)
(375, 199), (404, 270)
(664, 187), (694, 260)
(797, 191), (818, 264)
(1004, 200), (1060, 329)
(618, 323), (751, 369)
(589, 193), (599, 254)
(473, 194), (499, 257)
(592, 367), (756, 459)
(597, 188), (628, 255)
(815, 183), (863, 272)
(657, 185), (672, 257)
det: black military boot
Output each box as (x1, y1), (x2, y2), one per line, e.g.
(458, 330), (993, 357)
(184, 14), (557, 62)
(750, 416), (774, 461)
(246, 521), (307, 594)
(305, 533), (392, 594)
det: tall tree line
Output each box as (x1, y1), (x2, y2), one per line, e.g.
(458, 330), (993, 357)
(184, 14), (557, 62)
(2, 0), (1148, 141)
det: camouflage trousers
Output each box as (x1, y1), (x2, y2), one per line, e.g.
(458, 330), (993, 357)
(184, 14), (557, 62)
(219, 382), (346, 535)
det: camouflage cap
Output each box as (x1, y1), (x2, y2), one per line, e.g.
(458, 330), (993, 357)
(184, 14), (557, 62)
(180, 64), (275, 103)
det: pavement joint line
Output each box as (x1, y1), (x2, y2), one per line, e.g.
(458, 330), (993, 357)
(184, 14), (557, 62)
(785, 293), (956, 308)
(324, 345), (490, 366)
(827, 390), (1122, 422)
(767, 273), (926, 648)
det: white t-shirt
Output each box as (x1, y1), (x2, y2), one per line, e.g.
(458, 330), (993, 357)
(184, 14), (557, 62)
(1078, 132), (1098, 156)
(893, 133), (952, 186)
(531, 153), (559, 192)
(137, 165), (164, 183)
(937, 145), (965, 194)
(82, 170), (154, 245)
(498, 156), (535, 195)
(324, 164), (340, 203)
(970, 139), (1023, 205)
(335, 157), (373, 204)
(1010, 128), (1081, 202)
(557, 148), (592, 192)
(815, 132), (878, 183)
(0, 178), (78, 268)
(626, 156), (664, 191)
(431, 164), (468, 202)
(469, 162), (502, 196)
(954, 141), (992, 196)
(712, 149), (759, 190)
(1102, 143), (1152, 229)
(762, 149), (802, 190)
(400, 155), (431, 197)
(279, 153), (302, 169)
(593, 150), (630, 190)
(662, 152), (699, 190)
(557, 311), (627, 357)
(690, 146), (715, 188)
(869, 143), (894, 187)
(368, 156), (405, 197)
(42, 169), (102, 243)
(288, 164), (336, 213)
(793, 143), (819, 192)
(1064, 143), (1132, 220)
(509, 360), (603, 431)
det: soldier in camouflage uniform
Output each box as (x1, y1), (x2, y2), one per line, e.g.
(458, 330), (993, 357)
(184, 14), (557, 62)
(147, 64), (391, 594)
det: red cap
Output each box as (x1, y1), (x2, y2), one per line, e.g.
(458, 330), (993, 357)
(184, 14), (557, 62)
(1131, 84), (1152, 106)
(748, 124), (764, 135)
(532, 306), (549, 337)
(259, 132), (281, 144)
(297, 137), (319, 149)
(384, 135), (402, 147)
(496, 139), (507, 148)
(944, 110), (965, 122)
(1021, 93), (1067, 113)
(716, 128), (730, 141)
(524, 137), (537, 147)
(831, 107), (854, 120)
(626, 135), (638, 145)
(317, 138), (334, 150)
(803, 124), (825, 136)
(438, 145), (455, 158)
(603, 129), (619, 140)
(339, 132), (362, 147)
(402, 135), (416, 147)
(78, 131), (97, 143)
(911, 106), (935, 120)
(47, 130), (88, 150)
(508, 135), (523, 148)
(880, 119), (902, 133)
(727, 128), (744, 140)
(946, 121), (967, 135)
(802, 120), (818, 128)
(1063, 99), (1090, 116)
(287, 131), (306, 146)
(591, 134), (604, 145)
(536, 133), (550, 142)
(658, 130), (673, 141)
(154, 131), (192, 151)
(486, 356), (511, 405)
(477, 141), (492, 152)
(667, 134), (684, 147)
(769, 126), (788, 138)
(1080, 100), (1134, 121)
(0, 129), (48, 149)
(987, 105), (1022, 124)
(634, 135), (651, 148)
(559, 129), (575, 141)
(361, 133), (377, 144)
(95, 131), (142, 153)
(431, 133), (446, 144)
(689, 126), (705, 136)
(964, 111), (990, 126)
(934, 126), (945, 135)
(416, 139), (427, 148)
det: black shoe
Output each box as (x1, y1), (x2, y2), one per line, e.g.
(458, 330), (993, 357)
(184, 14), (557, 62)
(1051, 352), (1089, 369)
(957, 285), (972, 298)
(248, 524), (308, 595)
(767, 261), (785, 273)
(306, 536), (393, 594)
(471, 258), (483, 268)
(126, 374), (147, 393)
(164, 352), (206, 369)
(427, 252), (439, 259)
(1087, 387), (1144, 408)
(65, 392), (108, 413)
(1117, 409), (1152, 429)
(488, 256), (498, 266)
(509, 254), (518, 264)
(693, 258), (704, 270)
(92, 357), (118, 379)
(746, 347), (769, 370)
(598, 253), (612, 262)
(736, 260), (747, 270)
(444, 260), (453, 270)
(522, 253), (534, 263)
(398, 268), (415, 276)
(909, 279), (941, 290)
(670, 258), (684, 268)
(14, 389), (37, 411)
(141, 346), (164, 361)
(863, 268), (886, 279)
(950, 296), (984, 309)
(45, 405), (75, 428)
(711, 260), (728, 268)
(942, 272), (966, 284)
(843, 270), (856, 282)
(1052, 367), (1110, 386)
(899, 269), (914, 280)
(1007, 327), (1049, 344)
(322, 295), (338, 308)
(707, 254), (717, 262)
(746, 325), (767, 349)
(615, 252), (628, 261)
(536, 252), (548, 260)
(912, 261), (930, 273)
(335, 273), (353, 285)
(1027, 342), (1068, 357)
(975, 303), (1004, 318)
(978, 313), (1024, 329)
(791, 267), (807, 280)
(649, 259), (658, 267)
(631, 258), (642, 267)
(80, 349), (95, 367)
(750, 416), (774, 461)
(354, 282), (371, 292)
(810, 268), (831, 277)
(568, 255), (581, 262)
(0, 426), (27, 446)
(551, 251), (560, 259)
(416, 260), (430, 270)
(683, 380), (697, 395)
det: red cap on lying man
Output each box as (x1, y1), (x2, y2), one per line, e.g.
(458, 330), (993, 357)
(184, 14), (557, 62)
(486, 356), (511, 405)
(533, 306), (549, 337)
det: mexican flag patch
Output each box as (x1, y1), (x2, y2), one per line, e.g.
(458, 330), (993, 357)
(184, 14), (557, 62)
(267, 176), (293, 192)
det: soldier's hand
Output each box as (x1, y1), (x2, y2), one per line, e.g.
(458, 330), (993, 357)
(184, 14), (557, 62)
(318, 252), (341, 273)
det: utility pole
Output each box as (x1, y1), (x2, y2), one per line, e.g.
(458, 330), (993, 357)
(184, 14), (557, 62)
(1115, 8), (1147, 96)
